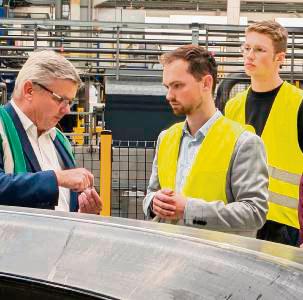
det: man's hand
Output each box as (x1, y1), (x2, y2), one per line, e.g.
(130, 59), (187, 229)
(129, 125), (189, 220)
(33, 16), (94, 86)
(55, 168), (94, 192)
(152, 189), (186, 220)
(78, 188), (103, 214)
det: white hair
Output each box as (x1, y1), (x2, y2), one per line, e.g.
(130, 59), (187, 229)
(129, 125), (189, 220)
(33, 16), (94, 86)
(13, 50), (82, 97)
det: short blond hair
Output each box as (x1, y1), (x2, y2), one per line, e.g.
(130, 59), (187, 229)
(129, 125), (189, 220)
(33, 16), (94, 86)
(246, 20), (288, 53)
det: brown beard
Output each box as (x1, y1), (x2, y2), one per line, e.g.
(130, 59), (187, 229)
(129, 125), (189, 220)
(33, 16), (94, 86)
(170, 102), (200, 116)
(170, 105), (186, 116)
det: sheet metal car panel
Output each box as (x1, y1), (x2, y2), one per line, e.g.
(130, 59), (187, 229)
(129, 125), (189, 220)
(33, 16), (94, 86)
(0, 206), (303, 299)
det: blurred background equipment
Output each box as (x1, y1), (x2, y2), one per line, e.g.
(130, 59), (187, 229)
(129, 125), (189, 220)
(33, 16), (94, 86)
(1, 0), (303, 219)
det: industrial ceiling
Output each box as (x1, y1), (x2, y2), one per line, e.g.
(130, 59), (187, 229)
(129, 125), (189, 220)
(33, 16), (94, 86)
(95, 0), (303, 13)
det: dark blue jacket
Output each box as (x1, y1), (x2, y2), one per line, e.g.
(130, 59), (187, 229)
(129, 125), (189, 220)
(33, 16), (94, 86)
(0, 103), (78, 211)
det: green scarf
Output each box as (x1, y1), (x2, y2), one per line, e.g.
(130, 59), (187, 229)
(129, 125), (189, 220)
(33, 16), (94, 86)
(0, 106), (75, 173)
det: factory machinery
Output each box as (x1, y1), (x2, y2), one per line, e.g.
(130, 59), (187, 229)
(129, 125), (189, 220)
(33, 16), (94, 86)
(0, 17), (303, 135)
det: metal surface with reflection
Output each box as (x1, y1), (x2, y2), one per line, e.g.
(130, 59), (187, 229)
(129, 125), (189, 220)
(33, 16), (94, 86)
(0, 206), (303, 299)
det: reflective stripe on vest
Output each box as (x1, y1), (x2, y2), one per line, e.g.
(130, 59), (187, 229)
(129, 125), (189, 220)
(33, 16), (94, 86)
(226, 81), (303, 228)
(269, 166), (301, 186)
(268, 191), (297, 209)
(158, 116), (245, 203)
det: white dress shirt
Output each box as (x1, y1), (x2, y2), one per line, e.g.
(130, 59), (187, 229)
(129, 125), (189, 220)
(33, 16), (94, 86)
(11, 100), (70, 211)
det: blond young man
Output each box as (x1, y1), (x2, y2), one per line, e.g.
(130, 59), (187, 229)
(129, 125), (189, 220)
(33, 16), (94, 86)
(225, 21), (303, 246)
(143, 45), (268, 237)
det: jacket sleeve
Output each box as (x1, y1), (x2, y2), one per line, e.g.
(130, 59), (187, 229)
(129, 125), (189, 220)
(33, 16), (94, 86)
(184, 131), (269, 234)
(142, 132), (164, 219)
(0, 119), (59, 209)
(0, 168), (59, 209)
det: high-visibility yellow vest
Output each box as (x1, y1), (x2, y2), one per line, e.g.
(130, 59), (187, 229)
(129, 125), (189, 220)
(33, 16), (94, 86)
(158, 116), (245, 202)
(225, 81), (303, 228)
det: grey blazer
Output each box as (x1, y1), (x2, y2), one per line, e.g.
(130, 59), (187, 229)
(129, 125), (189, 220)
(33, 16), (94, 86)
(143, 130), (269, 238)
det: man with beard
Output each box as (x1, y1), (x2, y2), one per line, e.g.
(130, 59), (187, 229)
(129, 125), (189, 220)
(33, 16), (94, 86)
(143, 45), (269, 237)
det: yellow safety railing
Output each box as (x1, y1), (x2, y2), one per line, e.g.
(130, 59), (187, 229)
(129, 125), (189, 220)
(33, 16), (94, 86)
(100, 130), (112, 216)
(295, 80), (301, 88)
(72, 107), (85, 145)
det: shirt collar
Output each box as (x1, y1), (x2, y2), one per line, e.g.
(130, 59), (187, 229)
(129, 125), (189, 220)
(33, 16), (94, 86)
(183, 109), (222, 139)
(10, 99), (56, 139)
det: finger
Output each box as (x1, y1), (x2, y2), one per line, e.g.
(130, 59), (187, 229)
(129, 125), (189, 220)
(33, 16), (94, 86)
(83, 188), (92, 199)
(161, 188), (174, 195)
(91, 188), (102, 211)
(79, 180), (87, 192)
(76, 172), (87, 192)
(83, 173), (90, 190)
(84, 188), (101, 213)
(85, 189), (100, 213)
(153, 204), (175, 217)
(83, 193), (95, 212)
(86, 171), (94, 188)
(155, 192), (175, 204)
(79, 192), (94, 213)
(77, 168), (89, 190)
(78, 193), (86, 212)
(153, 198), (176, 212)
(154, 198), (176, 211)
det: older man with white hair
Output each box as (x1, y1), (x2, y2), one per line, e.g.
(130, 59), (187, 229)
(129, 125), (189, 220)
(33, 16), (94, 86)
(0, 50), (102, 214)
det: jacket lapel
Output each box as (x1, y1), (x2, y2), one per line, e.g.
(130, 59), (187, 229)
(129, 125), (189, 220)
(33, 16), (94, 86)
(53, 136), (78, 212)
(4, 103), (41, 172)
(6, 102), (78, 213)
(53, 137), (75, 169)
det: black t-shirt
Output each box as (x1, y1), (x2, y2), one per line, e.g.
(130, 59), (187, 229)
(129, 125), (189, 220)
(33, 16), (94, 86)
(246, 84), (303, 241)
(245, 84), (303, 152)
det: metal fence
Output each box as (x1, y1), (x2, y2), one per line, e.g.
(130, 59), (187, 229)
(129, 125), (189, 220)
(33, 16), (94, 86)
(1, 19), (303, 81)
(73, 144), (101, 192)
(71, 137), (156, 220)
(111, 140), (156, 219)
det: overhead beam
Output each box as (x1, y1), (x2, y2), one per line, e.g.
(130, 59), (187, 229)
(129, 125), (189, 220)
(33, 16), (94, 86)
(94, 0), (303, 13)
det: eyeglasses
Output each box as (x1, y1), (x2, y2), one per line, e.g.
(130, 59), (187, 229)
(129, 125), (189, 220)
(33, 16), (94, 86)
(240, 44), (268, 56)
(33, 82), (74, 107)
